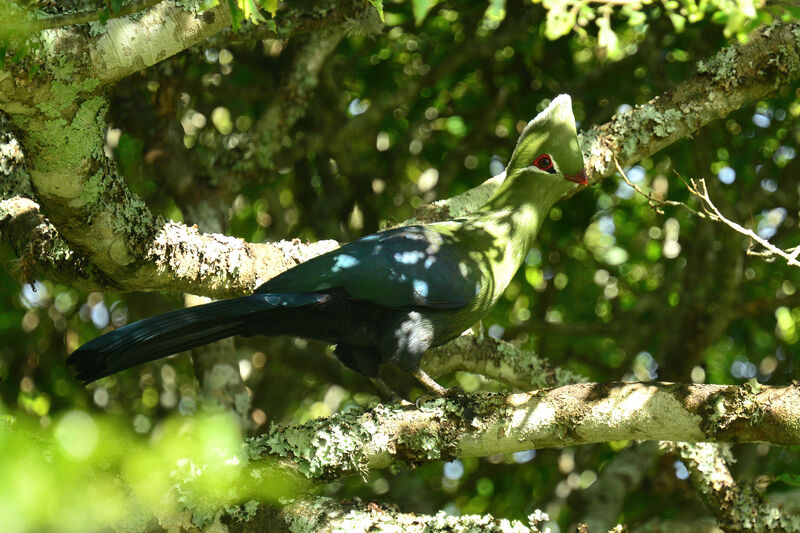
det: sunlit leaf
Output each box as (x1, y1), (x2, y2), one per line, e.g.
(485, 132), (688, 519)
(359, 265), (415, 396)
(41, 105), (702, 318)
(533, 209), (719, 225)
(412, 0), (437, 25)
(544, 0), (578, 40)
(259, 0), (278, 16)
(368, 0), (385, 22)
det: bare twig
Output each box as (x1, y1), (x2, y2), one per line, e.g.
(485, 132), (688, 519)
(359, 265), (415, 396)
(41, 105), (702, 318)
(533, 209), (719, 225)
(614, 157), (701, 216)
(620, 158), (800, 268)
(679, 171), (800, 268)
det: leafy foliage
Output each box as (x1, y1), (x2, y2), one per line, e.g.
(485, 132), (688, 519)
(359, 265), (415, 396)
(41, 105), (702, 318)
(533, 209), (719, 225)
(2, 0), (800, 530)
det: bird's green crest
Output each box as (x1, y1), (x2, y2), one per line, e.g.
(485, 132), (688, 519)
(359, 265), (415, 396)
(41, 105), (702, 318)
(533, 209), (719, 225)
(506, 94), (584, 180)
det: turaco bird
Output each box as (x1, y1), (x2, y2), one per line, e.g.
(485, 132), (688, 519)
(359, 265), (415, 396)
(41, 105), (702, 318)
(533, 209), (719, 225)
(68, 94), (587, 400)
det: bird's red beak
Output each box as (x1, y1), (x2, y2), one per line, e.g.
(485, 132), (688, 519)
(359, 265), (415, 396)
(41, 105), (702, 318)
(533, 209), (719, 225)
(565, 169), (588, 185)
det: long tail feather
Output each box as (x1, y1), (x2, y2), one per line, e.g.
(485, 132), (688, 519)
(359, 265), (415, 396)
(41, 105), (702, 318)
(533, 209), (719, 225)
(66, 293), (325, 384)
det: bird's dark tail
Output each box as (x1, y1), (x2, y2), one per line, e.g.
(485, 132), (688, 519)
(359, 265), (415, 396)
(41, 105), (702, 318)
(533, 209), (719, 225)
(66, 293), (326, 384)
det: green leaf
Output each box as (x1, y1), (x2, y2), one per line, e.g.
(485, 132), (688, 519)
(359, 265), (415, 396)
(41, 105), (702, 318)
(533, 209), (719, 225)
(544, 0), (577, 40)
(98, 7), (110, 24)
(239, 0), (266, 23)
(226, 0), (243, 30)
(196, 0), (219, 9)
(110, 0), (123, 14)
(668, 12), (686, 33)
(597, 15), (617, 50)
(739, 0), (756, 18)
(412, 0), (436, 26)
(259, 0), (277, 16)
(368, 0), (384, 22)
(446, 116), (467, 137)
(624, 6), (647, 26)
(778, 473), (800, 487)
(485, 0), (505, 21)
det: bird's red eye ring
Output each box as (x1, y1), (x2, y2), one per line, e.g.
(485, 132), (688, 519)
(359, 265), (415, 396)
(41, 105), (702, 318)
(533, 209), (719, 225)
(533, 154), (554, 172)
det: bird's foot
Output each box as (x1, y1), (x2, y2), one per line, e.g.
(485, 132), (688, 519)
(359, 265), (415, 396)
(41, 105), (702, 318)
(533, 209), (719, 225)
(413, 386), (466, 408)
(370, 378), (410, 406)
(412, 368), (449, 396)
(410, 368), (451, 408)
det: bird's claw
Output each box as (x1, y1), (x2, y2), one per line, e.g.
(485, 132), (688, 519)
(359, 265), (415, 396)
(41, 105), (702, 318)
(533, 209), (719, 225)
(370, 377), (408, 405)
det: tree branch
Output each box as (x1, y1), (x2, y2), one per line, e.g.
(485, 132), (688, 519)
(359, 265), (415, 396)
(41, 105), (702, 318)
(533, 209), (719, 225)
(226, 496), (551, 533)
(669, 442), (800, 532)
(251, 382), (800, 482)
(27, 0), (164, 33)
(421, 334), (587, 391)
(0, 118), (110, 289)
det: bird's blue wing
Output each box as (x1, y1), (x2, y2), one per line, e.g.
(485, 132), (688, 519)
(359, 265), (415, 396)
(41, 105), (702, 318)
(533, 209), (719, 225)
(256, 226), (480, 309)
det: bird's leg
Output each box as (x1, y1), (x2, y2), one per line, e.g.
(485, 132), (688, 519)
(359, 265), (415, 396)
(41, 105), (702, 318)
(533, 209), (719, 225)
(370, 377), (405, 404)
(411, 368), (450, 397)
(471, 320), (485, 340)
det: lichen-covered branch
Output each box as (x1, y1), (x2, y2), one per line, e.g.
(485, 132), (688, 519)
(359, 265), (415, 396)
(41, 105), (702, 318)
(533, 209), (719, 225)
(26, 0), (164, 33)
(421, 334), (587, 390)
(669, 442), (800, 532)
(583, 20), (800, 181)
(117, 494), (551, 532)
(250, 382), (800, 482)
(226, 496), (550, 533)
(0, 1), (356, 297)
(0, 119), (110, 289)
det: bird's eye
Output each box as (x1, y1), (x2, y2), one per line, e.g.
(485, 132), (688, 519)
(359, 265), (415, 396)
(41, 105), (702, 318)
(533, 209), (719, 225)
(533, 154), (555, 173)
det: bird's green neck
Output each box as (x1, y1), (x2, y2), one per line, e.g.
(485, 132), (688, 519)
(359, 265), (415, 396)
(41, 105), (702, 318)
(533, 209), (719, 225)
(479, 170), (572, 248)
(464, 171), (573, 303)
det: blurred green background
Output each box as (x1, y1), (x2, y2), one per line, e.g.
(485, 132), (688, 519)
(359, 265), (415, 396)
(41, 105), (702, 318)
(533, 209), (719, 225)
(2, 0), (800, 531)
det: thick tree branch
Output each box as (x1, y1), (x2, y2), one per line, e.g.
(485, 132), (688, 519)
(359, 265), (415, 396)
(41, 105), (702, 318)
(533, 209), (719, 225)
(251, 382), (800, 482)
(0, 119), (110, 288)
(670, 442), (800, 532)
(119, 494), (552, 532)
(27, 0), (164, 33)
(421, 334), (587, 390)
(222, 496), (551, 533)
(122, 382), (798, 531)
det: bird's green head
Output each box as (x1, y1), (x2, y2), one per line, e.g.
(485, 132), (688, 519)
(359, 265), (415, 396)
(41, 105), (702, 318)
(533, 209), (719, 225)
(506, 94), (587, 188)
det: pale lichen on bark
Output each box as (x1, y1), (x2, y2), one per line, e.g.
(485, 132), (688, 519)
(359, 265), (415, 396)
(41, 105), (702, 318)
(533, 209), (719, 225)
(422, 334), (586, 390)
(274, 496), (548, 533)
(247, 382), (800, 483)
(671, 442), (800, 532)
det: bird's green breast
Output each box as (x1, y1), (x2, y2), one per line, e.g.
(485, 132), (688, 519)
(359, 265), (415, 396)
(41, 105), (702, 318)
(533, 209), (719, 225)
(422, 202), (545, 343)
